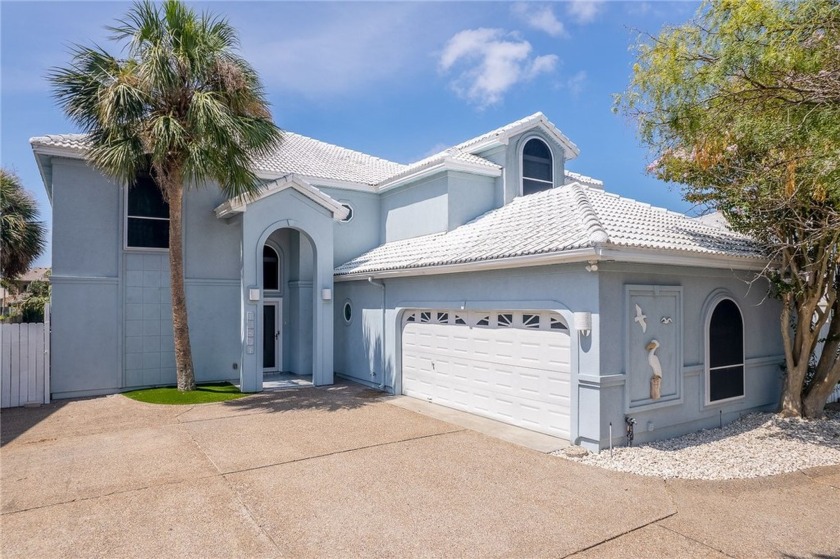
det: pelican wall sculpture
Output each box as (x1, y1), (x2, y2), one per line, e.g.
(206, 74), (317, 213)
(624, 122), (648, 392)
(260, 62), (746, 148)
(646, 339), (662, 400)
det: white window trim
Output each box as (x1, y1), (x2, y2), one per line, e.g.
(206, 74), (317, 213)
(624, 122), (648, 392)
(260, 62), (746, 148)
(262, 243), (282, 293)
(343, 299), (353, 325)
(123, 182), (169, 252)
(704, 294), (746, 406)
(339, 201), (354, 223)
(519, 135), (555, 197)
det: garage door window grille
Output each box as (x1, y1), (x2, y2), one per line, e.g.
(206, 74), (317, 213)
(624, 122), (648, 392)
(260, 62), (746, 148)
(497, 313), (514, 327)
(523, 314), (540, 329)
(403, 310), (569, 331)
(550, 316), (568, 330)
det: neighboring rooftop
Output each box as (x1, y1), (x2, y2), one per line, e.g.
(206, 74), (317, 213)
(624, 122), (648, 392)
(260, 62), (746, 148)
(334, 184), (763, 277)
(12, 267), (50, 283)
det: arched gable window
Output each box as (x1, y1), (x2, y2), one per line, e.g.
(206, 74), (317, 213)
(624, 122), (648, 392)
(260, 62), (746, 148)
(263, 245), (280, 291)
(706, 298), (745, 403)
(522, 138), (553, 196)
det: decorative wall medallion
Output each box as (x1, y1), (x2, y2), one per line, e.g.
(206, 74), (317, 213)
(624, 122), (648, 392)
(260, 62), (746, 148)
(646, 339), (662, 400)
(634, 304), (648, 333)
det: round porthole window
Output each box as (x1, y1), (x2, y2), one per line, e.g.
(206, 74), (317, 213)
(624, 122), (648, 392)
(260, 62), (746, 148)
(343, 301), (352, 324)
(340, 203), (354, 223)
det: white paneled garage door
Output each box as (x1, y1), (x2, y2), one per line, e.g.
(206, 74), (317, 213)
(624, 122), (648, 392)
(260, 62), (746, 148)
(401, 310), (571, 440)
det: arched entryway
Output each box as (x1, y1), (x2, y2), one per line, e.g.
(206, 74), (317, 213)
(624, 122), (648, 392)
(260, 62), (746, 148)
(232, 175), (342, 393)
(258, 228), (316, 386)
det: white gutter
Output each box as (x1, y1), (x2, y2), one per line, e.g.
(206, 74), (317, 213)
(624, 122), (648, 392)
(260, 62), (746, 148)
(335, 244), (768, 281)
(334, 248), (600, 281)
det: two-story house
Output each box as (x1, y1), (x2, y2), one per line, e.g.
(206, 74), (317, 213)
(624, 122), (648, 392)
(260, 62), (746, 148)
(31, 113), (783, 450)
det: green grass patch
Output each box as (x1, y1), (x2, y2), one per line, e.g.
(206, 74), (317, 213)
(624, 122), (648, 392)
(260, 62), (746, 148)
(122, 382), (248, 405)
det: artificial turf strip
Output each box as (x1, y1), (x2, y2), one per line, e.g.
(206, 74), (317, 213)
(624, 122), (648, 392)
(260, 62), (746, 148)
(122, 382), (248, 405)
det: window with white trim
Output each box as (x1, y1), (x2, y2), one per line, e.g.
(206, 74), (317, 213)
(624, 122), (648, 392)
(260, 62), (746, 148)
(707, 299), (745, 403)
(522, 138), (553, 196)
(126, 173), (169, 249)
(263, 246), (280, 291)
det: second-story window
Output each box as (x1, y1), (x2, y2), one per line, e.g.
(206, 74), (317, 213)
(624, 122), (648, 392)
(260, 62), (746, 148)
(126, 172), (169, 249)
(522, 138), (553, 196)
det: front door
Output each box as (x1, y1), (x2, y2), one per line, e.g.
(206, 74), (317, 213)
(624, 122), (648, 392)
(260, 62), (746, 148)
(262, 300), (282, 372)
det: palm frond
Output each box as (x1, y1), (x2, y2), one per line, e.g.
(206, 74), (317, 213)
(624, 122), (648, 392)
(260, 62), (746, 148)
(0, 170), (46, 279)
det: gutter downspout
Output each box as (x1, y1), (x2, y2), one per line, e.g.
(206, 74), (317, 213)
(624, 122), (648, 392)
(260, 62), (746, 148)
(368, 277), (387, 391)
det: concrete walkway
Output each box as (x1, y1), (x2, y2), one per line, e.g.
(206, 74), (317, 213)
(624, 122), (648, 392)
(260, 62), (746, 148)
(1, 382), (838, 558)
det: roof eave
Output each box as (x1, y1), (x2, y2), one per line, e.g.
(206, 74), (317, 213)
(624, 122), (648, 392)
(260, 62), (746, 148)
(376, 158), (502, 193)
(596, 246), (768, 271)
(334, 247), (600, 281)
(214, 175), (350, 221)
(465, 117), (580, 161)
(253, 170), (378, 192)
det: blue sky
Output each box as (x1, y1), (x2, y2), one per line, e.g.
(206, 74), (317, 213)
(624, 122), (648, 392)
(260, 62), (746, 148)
(1, 1), (699, 267)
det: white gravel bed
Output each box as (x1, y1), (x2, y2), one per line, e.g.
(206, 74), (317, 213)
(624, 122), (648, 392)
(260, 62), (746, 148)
(555, 410), (840, 480)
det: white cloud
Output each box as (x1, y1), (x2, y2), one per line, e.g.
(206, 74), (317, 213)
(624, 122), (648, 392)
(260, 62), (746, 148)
(439, 28), (558, 108)
(511, 3), (567, 37)
(566, 70), (588, 96)
(566, 0), (606, 24)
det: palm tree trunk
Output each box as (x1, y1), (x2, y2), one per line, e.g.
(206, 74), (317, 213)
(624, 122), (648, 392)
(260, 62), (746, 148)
(167, 184), (196, 391)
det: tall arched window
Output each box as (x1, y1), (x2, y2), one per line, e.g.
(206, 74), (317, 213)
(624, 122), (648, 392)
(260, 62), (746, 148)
(263, 246), (280, 291)
(522, 138), (553, 196)
(707, 299), (744, 403)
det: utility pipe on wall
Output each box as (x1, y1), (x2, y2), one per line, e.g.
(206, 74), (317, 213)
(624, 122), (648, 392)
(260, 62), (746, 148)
(367, 277), (387, 390)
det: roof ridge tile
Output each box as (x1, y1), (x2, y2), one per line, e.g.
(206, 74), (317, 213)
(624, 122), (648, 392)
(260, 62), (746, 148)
(570, 184), (609, 244)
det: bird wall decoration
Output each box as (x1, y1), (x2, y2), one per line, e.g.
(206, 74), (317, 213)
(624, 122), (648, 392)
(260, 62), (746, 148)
(634, 304), (647, 333)
(646, 339), (662, 400)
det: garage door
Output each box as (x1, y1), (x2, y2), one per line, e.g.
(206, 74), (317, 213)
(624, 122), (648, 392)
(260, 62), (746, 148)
(401, 310), (571, 440)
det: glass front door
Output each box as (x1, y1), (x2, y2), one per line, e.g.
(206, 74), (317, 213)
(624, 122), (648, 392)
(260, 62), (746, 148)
(262, 300), (282, 372)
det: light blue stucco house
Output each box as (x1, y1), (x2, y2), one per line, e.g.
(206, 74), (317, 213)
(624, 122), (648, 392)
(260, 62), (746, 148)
(31, 113), (783, 450)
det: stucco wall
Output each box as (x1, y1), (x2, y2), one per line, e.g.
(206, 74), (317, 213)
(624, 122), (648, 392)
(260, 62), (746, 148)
(318, 187), (380, 267)
(50, 159), (121, 397)
(595, 262), (783, 448)
(380, 174), (448, 243)
(48, 159), (240, 397)
(446, 172), (497, 230)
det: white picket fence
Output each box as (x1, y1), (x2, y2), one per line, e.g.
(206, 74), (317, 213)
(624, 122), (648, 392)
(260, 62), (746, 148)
(0, 305), (50, 408)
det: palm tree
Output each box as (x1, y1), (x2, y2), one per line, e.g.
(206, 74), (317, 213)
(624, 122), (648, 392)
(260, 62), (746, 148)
(1, 169), (46, 280)
(50, 0), (282, 391)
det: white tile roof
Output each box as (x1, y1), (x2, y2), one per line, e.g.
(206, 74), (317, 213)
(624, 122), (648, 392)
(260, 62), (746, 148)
(334, 184), (762, 276)
(564, 169), (603, 188)
(31, 132), (407, 186)
(31, 113), (583, 190)
(30, 134), (89, 152)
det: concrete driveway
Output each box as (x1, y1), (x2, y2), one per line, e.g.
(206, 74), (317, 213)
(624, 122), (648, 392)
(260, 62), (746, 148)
(1, 382), (838, 558)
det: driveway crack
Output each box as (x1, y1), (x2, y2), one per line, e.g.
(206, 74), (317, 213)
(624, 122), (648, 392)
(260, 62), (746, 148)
(220, 428), (466, 477)
(562, 511), (678, 558)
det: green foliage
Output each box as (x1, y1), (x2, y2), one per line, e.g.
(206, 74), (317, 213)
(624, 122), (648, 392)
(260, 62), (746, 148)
(620, 0), (840, 416)
(48, 0), (282, 198)
(1, 170), (46, 280)
(122, 382), (247, 404)
(17, 280), (50, 322)
(49, 0), (282, 391)
(3, 278), (51, 323)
